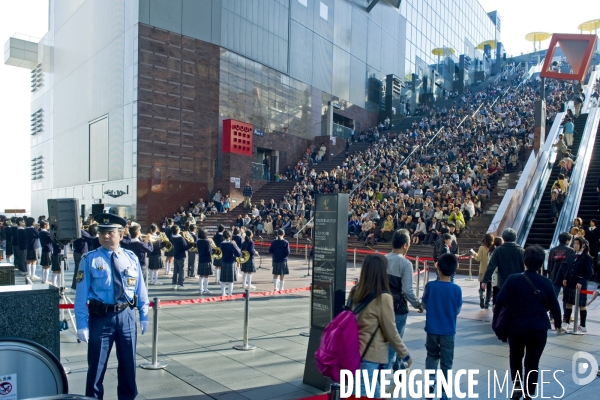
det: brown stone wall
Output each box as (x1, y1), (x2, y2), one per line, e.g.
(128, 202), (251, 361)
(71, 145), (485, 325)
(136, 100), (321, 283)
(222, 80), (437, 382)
(136, 24), (219, 228)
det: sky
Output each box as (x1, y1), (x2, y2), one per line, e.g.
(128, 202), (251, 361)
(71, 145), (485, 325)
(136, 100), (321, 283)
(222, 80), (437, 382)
(0, 0), (598, 213)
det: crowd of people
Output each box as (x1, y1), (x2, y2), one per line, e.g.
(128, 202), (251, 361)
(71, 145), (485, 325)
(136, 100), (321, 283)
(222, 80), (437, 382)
(186, 66), (577, 254)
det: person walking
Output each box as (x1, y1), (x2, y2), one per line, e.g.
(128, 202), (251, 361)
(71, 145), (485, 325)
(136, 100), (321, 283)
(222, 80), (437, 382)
(243, 181), (253, 210)
(422, 253), (463, 400)
(348, 254), (412, 396)
(74, 213), (149, 400)
(495, 245), (562, 400)
(472, 233), (494, 309)
(561, 237), (594, 333)
(385, 229), (423, 371)
(482, 228), (525, 302)
(547, 232), (574, 322)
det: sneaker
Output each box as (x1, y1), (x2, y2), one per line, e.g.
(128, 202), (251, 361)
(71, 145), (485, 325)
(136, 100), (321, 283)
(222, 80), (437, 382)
(242, 284), (248, 288)
(173, 285), (178, 290)
(154, 280), (163, 285)
(249, 285), (256, 290)
(148, 281), (155, 285)
(32, 275), (41, 281)
(203, 289), (212, 295)
(578, 326), (587, 333)
(561, 322), (570, 332)
(177, 285), (185, 289)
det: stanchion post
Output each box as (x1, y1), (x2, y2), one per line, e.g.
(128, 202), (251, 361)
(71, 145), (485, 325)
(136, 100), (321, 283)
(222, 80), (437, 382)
(300, 284), (311, 337)
(305, 245), (308, 265)
(234, 289), (257, 350)
(296, 236), (299, 255)
(329, 383), (341, 400)
(141, 298), (168, 369)
(570, 287), (581, 334)
(424, 261), (429, 285)
(465, 257), (474, 281)
(353, 248), (357, 271)
(415, 265), (421, 298)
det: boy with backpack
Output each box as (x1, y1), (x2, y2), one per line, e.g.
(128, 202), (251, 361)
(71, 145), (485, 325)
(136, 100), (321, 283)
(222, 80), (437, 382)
(422, 253), (462, 400)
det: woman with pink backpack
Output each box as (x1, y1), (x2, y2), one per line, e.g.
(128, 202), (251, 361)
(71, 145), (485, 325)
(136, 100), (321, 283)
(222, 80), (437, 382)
(349, 254), (413, 395)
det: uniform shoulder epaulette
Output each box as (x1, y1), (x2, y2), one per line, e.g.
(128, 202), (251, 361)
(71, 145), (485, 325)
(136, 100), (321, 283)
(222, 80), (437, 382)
(121, 248), (137, 257)
(82, 249), (98, 259)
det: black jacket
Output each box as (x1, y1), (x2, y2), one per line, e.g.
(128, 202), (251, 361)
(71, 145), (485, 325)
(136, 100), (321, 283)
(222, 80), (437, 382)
(547, 244), (574, 284)
(483, 242), (525, 289)
(496, 271), (562, 335)
(561, 252), (593, 289)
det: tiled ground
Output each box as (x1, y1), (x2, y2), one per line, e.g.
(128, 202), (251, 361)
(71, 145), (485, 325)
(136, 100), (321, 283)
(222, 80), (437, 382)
(55, 257), (600, 399)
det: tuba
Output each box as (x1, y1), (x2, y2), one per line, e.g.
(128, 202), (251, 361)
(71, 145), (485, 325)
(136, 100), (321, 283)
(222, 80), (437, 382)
(236, 250), (251, 264)
(182, 231), (198, 252)
(159, 232), (173, 252)
(209, 239), (222, 259)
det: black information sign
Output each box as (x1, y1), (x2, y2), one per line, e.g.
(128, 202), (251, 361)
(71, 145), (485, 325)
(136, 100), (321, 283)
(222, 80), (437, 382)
(303, 194), (348, 390)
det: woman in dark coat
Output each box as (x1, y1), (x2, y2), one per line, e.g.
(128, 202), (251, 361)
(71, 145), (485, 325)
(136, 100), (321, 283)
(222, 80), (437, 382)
(269, 229), (290, 291)
(219, 230), (241, 297)
(561, 237), (594, 333)
(240, 231), (259, 289)
(586, 219), (600, 268)
(495, 245), (562, 400)
(196, 228), (213, 295)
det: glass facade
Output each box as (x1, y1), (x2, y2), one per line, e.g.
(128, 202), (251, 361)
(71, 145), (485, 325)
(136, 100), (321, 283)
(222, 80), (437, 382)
(219, 49), (313, 139)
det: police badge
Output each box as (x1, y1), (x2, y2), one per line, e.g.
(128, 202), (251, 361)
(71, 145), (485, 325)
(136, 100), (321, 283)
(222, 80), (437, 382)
(76, 271), (84, 283)
(127, 278), (136, 287)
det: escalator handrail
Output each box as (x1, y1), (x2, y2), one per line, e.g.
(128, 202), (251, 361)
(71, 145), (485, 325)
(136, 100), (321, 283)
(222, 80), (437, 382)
(550, 107), (600, 249)
(582, 67), (599, 114)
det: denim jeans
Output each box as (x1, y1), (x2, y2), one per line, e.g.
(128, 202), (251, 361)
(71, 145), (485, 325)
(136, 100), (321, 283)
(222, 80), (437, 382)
(387, 313), (408, 370)
(355, 360), (384, 397)
(425, 334), (455, 398)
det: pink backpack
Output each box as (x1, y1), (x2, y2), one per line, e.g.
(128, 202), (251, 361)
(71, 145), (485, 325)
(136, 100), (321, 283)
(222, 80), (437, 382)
(315, 293), (379, 382)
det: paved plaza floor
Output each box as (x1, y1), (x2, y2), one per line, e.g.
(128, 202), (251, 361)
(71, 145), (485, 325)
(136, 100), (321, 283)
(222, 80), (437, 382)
(52, 255), (600, 399)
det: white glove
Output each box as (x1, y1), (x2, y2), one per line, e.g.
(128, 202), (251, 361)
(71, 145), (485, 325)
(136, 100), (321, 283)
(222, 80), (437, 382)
(77, 328), (89, 343)
(140, 321), (149, 335)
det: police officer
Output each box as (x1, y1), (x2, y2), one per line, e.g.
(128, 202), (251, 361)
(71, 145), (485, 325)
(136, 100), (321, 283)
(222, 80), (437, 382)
(74, 213), (149, 400)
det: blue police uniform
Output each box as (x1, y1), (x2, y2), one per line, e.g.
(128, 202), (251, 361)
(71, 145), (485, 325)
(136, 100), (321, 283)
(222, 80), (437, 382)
(74, 214), (149, 400)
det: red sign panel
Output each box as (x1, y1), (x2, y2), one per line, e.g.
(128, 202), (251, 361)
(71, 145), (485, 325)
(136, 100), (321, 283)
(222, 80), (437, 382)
(540, 33), (597, 82)
(223, 119), (253, 156)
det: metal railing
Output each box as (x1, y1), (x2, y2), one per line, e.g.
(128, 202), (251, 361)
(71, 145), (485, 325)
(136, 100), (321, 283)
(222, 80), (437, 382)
(332, 123), (353, 139)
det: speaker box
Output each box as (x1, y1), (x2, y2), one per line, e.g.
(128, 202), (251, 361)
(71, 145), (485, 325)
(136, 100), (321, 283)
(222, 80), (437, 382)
(47, 198), (81, 242)
(91, 203), (104, 216)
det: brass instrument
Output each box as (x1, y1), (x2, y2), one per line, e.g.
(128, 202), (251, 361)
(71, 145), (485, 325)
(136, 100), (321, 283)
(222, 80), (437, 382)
(159, 232), (173, 252)
(236, 250), (251, 264)
(182, 231), (198, 252)
(209, 239), (222, 260)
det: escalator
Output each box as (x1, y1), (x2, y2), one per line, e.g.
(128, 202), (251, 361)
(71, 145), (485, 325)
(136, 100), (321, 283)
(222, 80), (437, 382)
(574, 122), (600, 226)
(524, 113), (589, 248)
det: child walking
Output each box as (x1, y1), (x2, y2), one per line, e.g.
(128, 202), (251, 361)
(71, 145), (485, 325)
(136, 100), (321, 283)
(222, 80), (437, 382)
(422, 253), (462, 400)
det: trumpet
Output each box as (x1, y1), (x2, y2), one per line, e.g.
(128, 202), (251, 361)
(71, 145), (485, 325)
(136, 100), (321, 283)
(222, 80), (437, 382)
(182, 231), (198, 252)
(209, 239), (222, 260)
(236, 250), (251, 264)
(159, 232), (173, 252)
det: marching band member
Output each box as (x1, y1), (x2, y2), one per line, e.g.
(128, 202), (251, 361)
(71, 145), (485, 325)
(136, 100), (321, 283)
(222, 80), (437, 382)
(147, 224), (165, 285)
(51, 239), (63, 287)
(126, 225), (153, 285)
(163, 218), (175, 275)
(16, 218), (28, 275)
(39, 220), (52, 284)
(170, 225), (192, 290)
(4, 219), (13, 264)
(269, 229), (290, 291)
(25, 217), (40, 280)
(10, 218), (22, 274)
(212, 225), (225, 283)
(196, 229), (213, 294)
(219, 230), (241, 296)
(232, 227), (243, 279)
(187, 225), (198, 279)
(241, 231), (259, 289)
